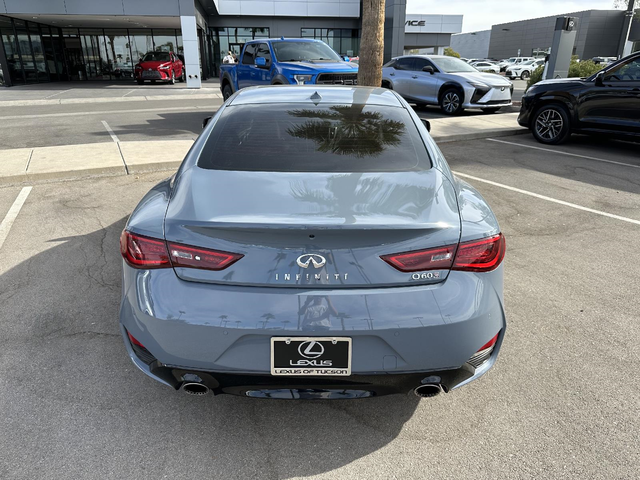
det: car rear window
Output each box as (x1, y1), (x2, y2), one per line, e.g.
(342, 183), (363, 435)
(198, 103), (431, 172)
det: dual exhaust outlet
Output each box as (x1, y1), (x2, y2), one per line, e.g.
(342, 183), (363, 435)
(182, 382), (443, 398)
(413, 384), (443, 398)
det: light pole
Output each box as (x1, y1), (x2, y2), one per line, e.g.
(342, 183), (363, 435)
(617, 0), (637, 58)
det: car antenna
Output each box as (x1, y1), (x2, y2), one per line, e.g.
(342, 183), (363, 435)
(310, 91), (322, 105)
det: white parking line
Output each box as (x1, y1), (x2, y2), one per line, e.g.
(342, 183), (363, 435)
(0, 187), (33, 250)
(453, 171), (640, 226)
(43, 89), (71, 99)
(487, 138), (640, 169)
(122, 90), (136, 97)
(101, 120), (120, 143)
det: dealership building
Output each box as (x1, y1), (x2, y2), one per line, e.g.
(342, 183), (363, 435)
(451, 9), (640, 60)
(0, 0), (461, 88)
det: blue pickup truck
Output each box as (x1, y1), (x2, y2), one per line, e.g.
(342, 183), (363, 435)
(219, 38), (358, 100)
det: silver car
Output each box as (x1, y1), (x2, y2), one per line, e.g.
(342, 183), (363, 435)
(382, 55), (513, 114)
(119, 85), (507, 399)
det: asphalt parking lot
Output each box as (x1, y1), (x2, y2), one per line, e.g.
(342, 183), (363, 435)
(1, 129), (639, 478)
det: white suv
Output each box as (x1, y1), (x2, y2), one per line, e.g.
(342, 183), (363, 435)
(498, 57), (535, 72)
(506, 59), (545, 80)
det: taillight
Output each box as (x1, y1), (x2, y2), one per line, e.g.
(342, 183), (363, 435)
(380, 245), (456, 272)
(120, 230), (171, 269)
(381, 233), (505, 273)
(452, 233), (505, 272)
(120, 230), (242, 271)
(168, 242), (243, 271)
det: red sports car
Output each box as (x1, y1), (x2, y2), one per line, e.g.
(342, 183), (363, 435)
(135, 51), (184, 85)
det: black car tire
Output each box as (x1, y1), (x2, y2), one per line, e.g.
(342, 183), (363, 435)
(223, 84), (233, 100)
(179, 70), (185, 82)
(482, 108), (501, 114)
(531, 104), (571, 145)
(521, 71), (530, 80)
(169, 70), (175, 85)
(137, 79), (144, 85)
(439, 88), (464, 115)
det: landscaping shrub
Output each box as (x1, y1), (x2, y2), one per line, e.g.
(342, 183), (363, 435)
(526, 58), (603, 90)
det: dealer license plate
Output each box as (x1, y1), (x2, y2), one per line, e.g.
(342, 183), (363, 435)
(270, 337), (352, 376)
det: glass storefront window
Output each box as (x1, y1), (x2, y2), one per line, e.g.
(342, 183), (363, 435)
(298, 28), (360, 56)
(1, 19), (25, 84)
(129, 29), (154, 64)
(41, 26), (64, 81)
(104, 29), (133, 80)
(152, 29), (177, 53)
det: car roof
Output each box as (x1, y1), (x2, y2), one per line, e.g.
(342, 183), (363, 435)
(229, 86), (404, 108)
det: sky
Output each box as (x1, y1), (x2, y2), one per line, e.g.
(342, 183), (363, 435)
(406, 0), (623, 32)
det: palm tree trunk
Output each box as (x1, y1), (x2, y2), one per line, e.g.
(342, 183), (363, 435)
(358, 0), (386, 87)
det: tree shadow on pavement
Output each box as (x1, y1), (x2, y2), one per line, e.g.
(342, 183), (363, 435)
(0, 217), (420, 479)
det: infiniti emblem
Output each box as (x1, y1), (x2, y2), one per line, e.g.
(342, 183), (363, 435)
(296, 253), (326, 269)
(298, 341), (324, 359)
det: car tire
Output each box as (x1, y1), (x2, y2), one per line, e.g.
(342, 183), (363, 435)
(169, 70), (175, 85)
(482, 108), (501, 114)
(222, 84), (233, 101)
(179, 70), (185, 82)
(439, 88), (464, 115)
(521, 71), (530, 80)
(136, 79), (144, 85)
(531, 104), (571, 145)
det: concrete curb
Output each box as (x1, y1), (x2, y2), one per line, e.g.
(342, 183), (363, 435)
(0, 128), (530, 186)
(0, 92), (222, 107)
(433, 127), (528, 143)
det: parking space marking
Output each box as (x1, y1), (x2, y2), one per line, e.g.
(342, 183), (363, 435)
(122, 90), (136, 97)
(487, 138), (640, 169)
(0, 187), (33, 250)
(0, 105), (209, 121)
(453, 171), (640, 226)
(101, 120), (121, 143)
(43, 89), (71, 99)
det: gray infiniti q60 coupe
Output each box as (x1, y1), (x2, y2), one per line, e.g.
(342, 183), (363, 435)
(119, 85), (506, 399)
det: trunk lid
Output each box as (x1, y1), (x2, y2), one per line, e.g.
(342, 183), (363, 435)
(164, 168), (461, 288)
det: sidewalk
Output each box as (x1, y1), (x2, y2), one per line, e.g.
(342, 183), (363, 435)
(0, 113), (527, 185)
(0, 79), (222, 107)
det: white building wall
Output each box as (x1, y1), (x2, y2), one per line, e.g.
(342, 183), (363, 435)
(450, 30), (491, 59)
(214, 0), (360, 17)
(404, 14), (463, 34)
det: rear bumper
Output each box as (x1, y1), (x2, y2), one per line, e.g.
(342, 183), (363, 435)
(121, 321), (502, 397)
(119, 264), (506, 395)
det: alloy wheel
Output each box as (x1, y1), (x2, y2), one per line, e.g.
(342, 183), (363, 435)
(443, 92), (460, 113)
(535, 109), (563, 140)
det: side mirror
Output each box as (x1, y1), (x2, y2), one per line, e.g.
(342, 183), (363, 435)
(202, 116), (212, 129)
(255, 57), (267, 68)
(594, 71), (604, 86)
(422, 66), (435, 74)
(421, 119), (431, 132)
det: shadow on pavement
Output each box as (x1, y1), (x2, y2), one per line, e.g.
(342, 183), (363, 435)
(0, 217), (420, 478)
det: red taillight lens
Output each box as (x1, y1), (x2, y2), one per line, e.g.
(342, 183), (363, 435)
(478, 333), (499, 352)
(380, 244), (456, 272)
(453, 233), (505, 272)
(120, 230), (243, 271)
(381, 233), (505, 273)
(127, 331), (146, 349)
(120, 230), (171, 269)
(167, 242), (243, 271)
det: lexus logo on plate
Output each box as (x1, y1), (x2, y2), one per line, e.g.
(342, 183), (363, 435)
(298, 341), (324, 359)
(296, 254), (326, 269)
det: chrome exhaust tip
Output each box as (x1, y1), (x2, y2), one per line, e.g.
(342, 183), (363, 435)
(414, 384), (442, 398)
(181, 382), (210, 396)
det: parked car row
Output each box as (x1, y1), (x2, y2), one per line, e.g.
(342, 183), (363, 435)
(506, 58), (545, 80)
